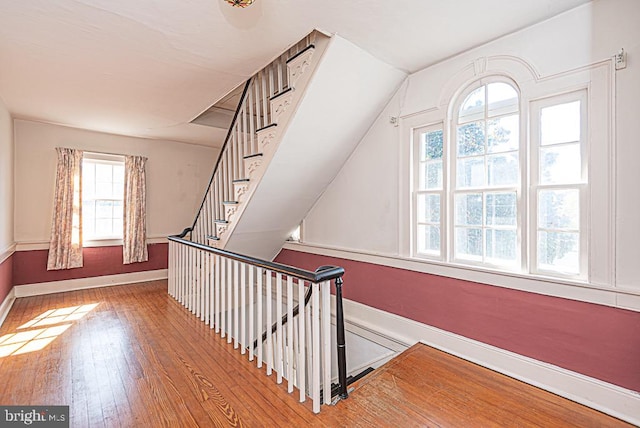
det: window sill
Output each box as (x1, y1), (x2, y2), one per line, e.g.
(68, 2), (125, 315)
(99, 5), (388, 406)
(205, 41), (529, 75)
(281, 241), (640, 312)
(82, 238), (123, 248)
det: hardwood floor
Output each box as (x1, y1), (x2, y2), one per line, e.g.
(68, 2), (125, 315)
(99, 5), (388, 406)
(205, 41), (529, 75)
(0, 281), (632, 427)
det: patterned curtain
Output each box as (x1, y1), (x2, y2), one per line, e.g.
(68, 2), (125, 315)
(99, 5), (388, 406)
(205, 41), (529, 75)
(47, 148), (83, 270)
(123, 155), (148, 264)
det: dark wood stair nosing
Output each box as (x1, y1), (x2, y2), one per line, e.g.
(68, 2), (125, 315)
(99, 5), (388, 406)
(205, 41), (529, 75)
(269, 87), (293, 102)
(256, 123), (277, 133)
(286, 44), (315, 64)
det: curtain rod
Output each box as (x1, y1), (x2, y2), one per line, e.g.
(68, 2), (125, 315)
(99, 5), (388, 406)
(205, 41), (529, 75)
(84, 150), (127, 158)
(56, 147), (140, 158)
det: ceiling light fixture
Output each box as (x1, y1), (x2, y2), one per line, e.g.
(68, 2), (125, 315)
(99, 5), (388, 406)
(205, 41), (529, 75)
(224, 0), (254, 7)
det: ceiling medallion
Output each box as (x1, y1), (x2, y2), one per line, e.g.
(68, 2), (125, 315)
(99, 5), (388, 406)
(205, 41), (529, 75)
(225, 0), (254, 7)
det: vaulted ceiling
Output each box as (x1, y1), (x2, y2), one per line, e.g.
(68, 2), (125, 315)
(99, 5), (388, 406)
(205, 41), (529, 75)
(0, 0), (590, 147)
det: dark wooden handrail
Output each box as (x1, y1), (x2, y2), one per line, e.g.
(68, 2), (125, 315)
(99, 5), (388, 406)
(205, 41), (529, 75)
(189, 78), (253, 235)
(168, 235), (344, 283)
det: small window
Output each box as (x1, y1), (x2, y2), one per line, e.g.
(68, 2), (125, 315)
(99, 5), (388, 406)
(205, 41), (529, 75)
(531, 92), (587, 277)
(414, 124), (443, 257)
(82, 155), (125, 242)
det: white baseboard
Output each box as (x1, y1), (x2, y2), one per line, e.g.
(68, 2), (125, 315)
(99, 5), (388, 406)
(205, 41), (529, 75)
(14, 269), (168, 298)
(0, 287), (16, 329)
(342, 297), (640, 426)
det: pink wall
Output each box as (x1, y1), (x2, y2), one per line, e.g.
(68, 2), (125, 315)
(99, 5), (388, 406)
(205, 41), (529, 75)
(275, 249), (640, 393)
(0, 254), (12, 304)
(13, 243), (168, 286)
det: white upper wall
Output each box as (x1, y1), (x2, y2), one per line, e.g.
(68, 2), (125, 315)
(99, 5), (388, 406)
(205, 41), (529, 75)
(303, 0), (640, 292)
(14, 120), (217, 245)
(0, 97), (13, 253)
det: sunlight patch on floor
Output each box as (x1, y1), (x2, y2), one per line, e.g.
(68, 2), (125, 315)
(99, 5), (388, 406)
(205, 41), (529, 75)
(0, 303), (99, 357)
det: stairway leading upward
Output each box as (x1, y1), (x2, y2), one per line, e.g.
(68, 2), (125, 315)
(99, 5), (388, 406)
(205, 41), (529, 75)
(189, 30), (405, 260)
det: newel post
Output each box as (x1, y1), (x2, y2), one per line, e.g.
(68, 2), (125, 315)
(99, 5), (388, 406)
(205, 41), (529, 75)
(335, 276), (348, 400)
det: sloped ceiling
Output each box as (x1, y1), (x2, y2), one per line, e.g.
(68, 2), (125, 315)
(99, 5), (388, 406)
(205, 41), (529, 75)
(0, 0), (590, 147)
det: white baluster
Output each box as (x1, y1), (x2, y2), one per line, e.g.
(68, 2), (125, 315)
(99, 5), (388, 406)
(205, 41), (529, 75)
(248, 265), (254, 361)
(266, 270), (273, 376)
(214, 254), (220, 332)
(204, 252), (211, 325)
(276, 274), (283, 384)
(177, 243), (182, 304)
(227, 257), (233, 343)
(312, 281), (320, 413)
(168, 241), (173, 297)
(298, 279), (306, 402)
(188, 246), (194, 312)
(262, 70), (269, 126)
(240, 262), (246, 355)
(233, 260), (239, 349)
(220, 256), (226, 339)
(257, 267), (263, 368)
(305, 293), (312, 394)
(277, 56), (283, 93)
(287, 276), (294, 392)
(241, 97), (248, 163)
(322, 280), (331, 405)
(198, 250), (203, 320)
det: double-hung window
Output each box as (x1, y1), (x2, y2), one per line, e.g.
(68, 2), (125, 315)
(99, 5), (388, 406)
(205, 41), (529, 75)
(414, 125), (444, 257)
(82, 155), (125, 242)
(412, 77), (588, 280)
(531, 91), (587, 276)
(452, 81), (520, 268)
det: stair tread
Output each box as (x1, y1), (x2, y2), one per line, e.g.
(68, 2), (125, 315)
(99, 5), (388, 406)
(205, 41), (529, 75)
(269, 87), (293, 101)
(232, 178), (250, 183)
(206, 235), (220, 241)
(286, 44), (315, 64)
(222, 201), (239, 205)
(256, 123), (277, 133)
(215, 219), (229, 224)
(243, 153), (263, 160)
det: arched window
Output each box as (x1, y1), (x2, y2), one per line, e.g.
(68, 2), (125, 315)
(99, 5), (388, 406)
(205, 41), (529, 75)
(412, 75), (588, 279)
(452, 80), (520, 268)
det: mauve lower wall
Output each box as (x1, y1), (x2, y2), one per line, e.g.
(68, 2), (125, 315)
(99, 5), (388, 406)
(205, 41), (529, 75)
(275, 249), (640, 393)
(13, 243), (168, 286)
(0, 254), (12, 303)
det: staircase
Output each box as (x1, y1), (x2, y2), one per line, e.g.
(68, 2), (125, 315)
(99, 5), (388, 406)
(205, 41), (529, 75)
(169, 30), (405, 413)
(189, 30), (405, 260)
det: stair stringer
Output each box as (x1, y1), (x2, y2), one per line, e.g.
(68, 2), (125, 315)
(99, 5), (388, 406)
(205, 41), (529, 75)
(224, 35), (407, 260)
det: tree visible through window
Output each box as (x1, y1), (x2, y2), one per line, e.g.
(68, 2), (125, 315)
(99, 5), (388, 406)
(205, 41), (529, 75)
(453, 81), (519, 267)
(412, 76), (588, 280)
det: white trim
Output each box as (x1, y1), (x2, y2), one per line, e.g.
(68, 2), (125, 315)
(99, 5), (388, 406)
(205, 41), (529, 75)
(13, 269), (168, 298)
(0, 287), (16, 329)
(282, 242), (640, 312)
(15, 236), (168, 251)
(341, 297), (640, 426)
(0, 243), (16, 265)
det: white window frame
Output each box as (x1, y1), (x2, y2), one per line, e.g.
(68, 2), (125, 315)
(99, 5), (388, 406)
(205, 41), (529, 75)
(82, 153), (125, 246)
(449, 77), (523, 271)
(396, 57), (614, 306)
(529, 90), (589, 281)
(412, 123), (445, 259)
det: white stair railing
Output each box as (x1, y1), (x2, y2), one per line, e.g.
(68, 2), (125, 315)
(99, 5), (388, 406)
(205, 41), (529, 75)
(190, 31), (323, 247)
(168, 235), (347, 413)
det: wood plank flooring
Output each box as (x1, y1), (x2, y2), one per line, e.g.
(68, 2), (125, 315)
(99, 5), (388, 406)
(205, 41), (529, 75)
(0, 280), (633, 427)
